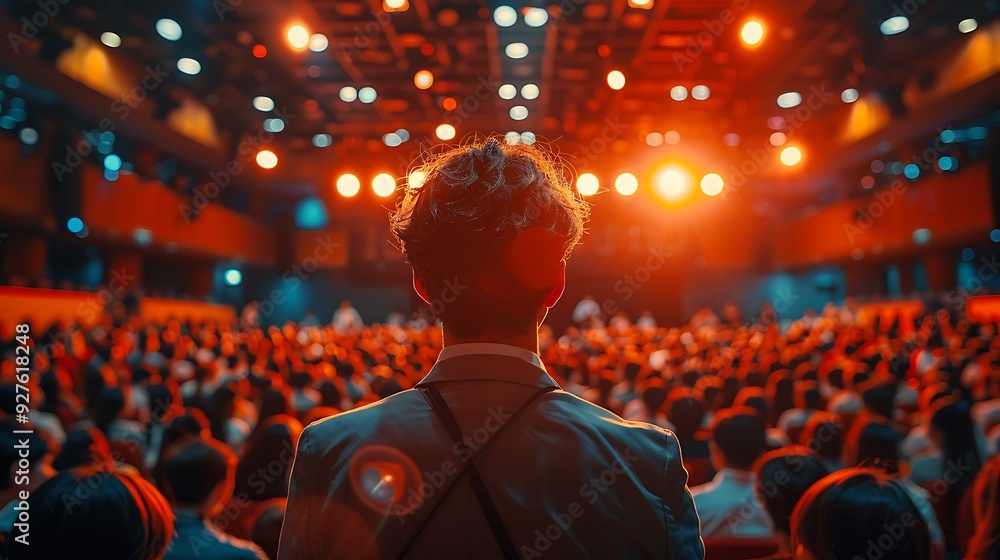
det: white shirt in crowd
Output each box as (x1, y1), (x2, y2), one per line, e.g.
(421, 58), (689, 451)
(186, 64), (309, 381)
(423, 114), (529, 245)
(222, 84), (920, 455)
(691, 468), (773, 538)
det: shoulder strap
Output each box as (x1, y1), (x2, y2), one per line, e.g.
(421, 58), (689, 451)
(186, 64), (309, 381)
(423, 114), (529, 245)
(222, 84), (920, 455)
(397, 384), (556, 559)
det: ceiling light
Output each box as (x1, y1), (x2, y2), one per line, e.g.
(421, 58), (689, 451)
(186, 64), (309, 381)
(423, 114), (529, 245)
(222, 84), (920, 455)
(607, 70), (626, 90)
(287, 25), (310, 49)
(880, 16), (909, 36)
(524, 8), (548, 27)
(101, 32), (121, 48)
(253, 96), (274, 111)
(493, 6), (517, 27)
(155, 19), (182, 41)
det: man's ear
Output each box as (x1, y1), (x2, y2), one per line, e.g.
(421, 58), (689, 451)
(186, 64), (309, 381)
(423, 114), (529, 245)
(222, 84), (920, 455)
(542, 261), (566, 309)
(413, 273), (431, 305)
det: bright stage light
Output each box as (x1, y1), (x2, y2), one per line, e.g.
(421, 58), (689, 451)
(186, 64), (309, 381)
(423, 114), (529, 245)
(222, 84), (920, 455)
(177, 58), (201, 75)
(776, 92), (801, 108)
(510, 106), (528, 120)
(521, 84), (540, 100)
(577, 173), (599, 196)
(607, 70), (626, 90)
(156, 19), (182, 41)
(435, 124), (456, 140)
(769, 132), (787, 146)
(337, 174), (361, 197)
(958, 18), (978, 33)
(358, 87), (377, 103)
(101, 32), (121, 48)
(408, 169), (427, 189)
(253, 96), (274, 111)
(414, 70), (434, 90)
(841, 88), (859, 103)
(741, 21), (764, 46)
(340, 87), (358, 102)
(653, 165), (693, 203)
(700, 173), (724, 196)
(691, 85), (710, 100)
(224, 269), (242, 286)
(309, 34), (329, 52)
(780, 146), (802, 166)
(493, 6), (517, 27)
(256, 150), (277, 169)
(880, 16), (909, 36)
(287, 25), (309, 49)
(670, 86), (687, 101)
(499, 84), (517, 99)
(373, 174), (396, 197)
(615, 173), (638, 196)
(524, 7), (548, 27)
(505, 42), (529, 59)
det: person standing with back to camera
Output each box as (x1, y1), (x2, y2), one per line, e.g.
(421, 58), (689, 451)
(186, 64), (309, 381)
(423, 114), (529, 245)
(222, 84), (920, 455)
(278, 138), (704, 559)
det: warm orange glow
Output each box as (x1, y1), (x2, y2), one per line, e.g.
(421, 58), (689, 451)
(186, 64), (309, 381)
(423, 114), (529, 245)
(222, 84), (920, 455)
(741, 21), (764, 46)
(287, 25), (309, 49)
(414, 70), (434, 90)
(577, 173), (600, 196)
(780, 146), (803, 166)
(652, 164), (694, 204)
(372, 173), (396, 197)
(256, 150), (278, 169)
(408, 170), (427, 189)
(337, 174), (361, 197)
(615, 173), (639, 196)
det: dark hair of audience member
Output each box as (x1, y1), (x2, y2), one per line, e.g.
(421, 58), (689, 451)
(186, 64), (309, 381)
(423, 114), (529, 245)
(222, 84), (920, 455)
(721, 376), (740, 409)
(967, 456), (1000, 560)
(845, 420), (905, 475)
(929, 399), (984, 531)
(860, 380), (897, 420)
(7, 469), (173, 560)
(92, 387), (126, 435)
(251, 499), (286, 560)
(710, 406), (766, 470)
(390, 139), (589, 337)
(801, 412), (844, 463)
(318, 380), (343, 408)
(795, 380), (822, 411)
(766, 373), (795, 426)
(159, 436), (236, 508)
(53, 427), (114, 472)
(791, 468), (932, 560)
(234, 415), (303, 500)
(666, 388), (705, 445)
(258, 388), (291, 427)
(734, 387), (768, 419)
(753, 446), (828, 536)
(206, 383), (238, 444)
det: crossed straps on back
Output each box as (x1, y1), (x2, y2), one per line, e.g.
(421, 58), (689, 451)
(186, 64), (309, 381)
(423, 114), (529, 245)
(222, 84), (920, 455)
(396, 383), (558, 559)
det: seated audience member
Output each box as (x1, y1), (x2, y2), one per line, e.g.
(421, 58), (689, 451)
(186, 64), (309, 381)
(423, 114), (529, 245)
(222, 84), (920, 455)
(859, 379), (899, 423)
(236, 415), (302, 502)
(6, 469), (173, 560)
(622, 379), (672, 429)
(667, 387), (709, 458)
(800, 412), (845, 473)
(912, 399), (984, 552)
(844, 420), (944, 552)
(53, 427), (115, 471)
(827, 369), (869, 417)
(967, 455), (1000, 560)
(693, 406), (773, 537)
(775, 380), (821, 437)
(902, 382), (957, 459)
(791, 468), (932, 560)
(752, 447), (828, 555)
(159, 438), (267, 560)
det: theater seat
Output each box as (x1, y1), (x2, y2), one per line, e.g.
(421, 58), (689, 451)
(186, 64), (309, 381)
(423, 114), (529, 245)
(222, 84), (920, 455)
(704, 536), (781, 560)
(684, 457), (711, 486)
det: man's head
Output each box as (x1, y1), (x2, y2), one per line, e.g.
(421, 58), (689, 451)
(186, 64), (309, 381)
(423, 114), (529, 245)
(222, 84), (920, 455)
(390, 138), (588, 337)
(709, 406), (766, 471)
(159, 436), (237, 516)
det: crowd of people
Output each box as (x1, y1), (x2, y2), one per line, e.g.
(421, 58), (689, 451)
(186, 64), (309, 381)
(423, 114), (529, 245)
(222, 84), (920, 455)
(2, 297), (1000, 559)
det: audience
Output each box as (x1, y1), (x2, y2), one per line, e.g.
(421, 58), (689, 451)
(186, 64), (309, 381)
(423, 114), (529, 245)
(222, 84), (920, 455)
(791, 468), (933, 560)
(1, 294), (999, 558)
(159, 437), (267, 559)
(692, 406), (773, 537)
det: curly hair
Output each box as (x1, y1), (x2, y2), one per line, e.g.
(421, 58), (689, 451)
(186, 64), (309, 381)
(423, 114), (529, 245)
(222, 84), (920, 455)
(390, 138), (589, 336)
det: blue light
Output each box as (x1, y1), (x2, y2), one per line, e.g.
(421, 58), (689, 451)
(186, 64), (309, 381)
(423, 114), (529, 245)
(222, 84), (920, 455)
(992, 229), (1000, 243)
(67, 217), (84, 233)
(967, 126), (988, 140)
(3, 75), (20, 89)
(961, 248), (975, 262)
(940, 130), (956, 143)
(101, 131), (115, 143)
(295, 196), (329, 229)
(903, 164), (920, 179)
(939, 157), (957, 171)
(97, 141), (113, 155)
(7, 108), (26, 122)
(9, 98), (25, 109)
(224, 268), (242, 286)
(104, 168), (118, 181)
(912, 228), (932, 245)
(0, 116), (14, 130)
(104, 154), (122, 171)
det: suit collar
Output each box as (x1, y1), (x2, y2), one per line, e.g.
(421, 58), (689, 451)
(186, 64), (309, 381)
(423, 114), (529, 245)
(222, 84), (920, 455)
(417, 352), (560, 390)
